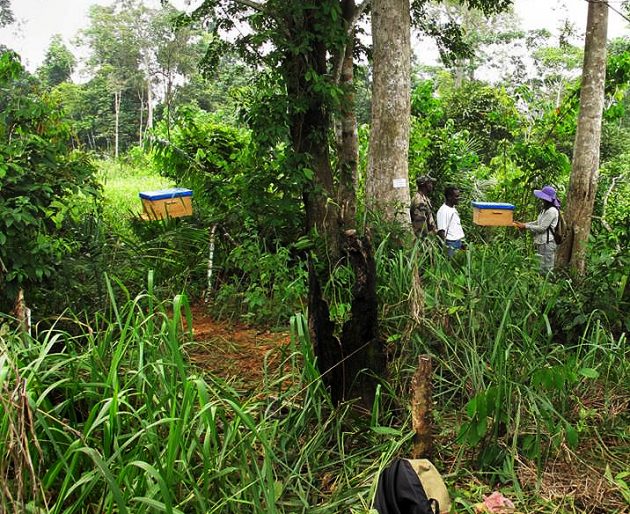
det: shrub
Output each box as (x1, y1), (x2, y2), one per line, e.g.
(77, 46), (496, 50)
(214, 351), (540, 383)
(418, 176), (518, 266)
(0, 51), (100, 310)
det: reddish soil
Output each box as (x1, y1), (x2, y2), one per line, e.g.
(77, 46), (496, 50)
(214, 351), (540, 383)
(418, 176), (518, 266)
(185, 304), (291, 389)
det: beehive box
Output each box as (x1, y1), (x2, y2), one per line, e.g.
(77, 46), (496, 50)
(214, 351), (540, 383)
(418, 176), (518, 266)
(472, 201), (515, 226)
(139, 188), (193, 220)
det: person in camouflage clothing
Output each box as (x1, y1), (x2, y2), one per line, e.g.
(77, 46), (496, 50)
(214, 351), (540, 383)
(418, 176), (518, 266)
(410, 175), (437, 237)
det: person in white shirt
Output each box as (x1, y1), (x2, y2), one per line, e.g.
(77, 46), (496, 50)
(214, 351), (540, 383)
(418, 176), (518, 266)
(436, 187), (466, 257)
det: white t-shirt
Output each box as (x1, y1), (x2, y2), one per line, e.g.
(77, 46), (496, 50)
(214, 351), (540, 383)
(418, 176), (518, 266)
(436, 204), (465, 240)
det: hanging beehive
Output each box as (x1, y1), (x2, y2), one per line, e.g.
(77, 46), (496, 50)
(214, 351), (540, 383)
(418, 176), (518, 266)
(139, 188), (193, 220)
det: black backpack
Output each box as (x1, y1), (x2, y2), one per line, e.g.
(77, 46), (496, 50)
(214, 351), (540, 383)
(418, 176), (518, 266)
(374, 459), (440, 514)
(549, 207), (567, 245)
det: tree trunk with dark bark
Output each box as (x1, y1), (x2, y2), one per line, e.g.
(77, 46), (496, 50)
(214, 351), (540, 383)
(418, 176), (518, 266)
(556, 0), (608, 274)
(337, 0), (359, 230)
(284, 4), (383, 407)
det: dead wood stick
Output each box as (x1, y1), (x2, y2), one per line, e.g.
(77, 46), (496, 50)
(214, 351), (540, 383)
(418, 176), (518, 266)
(411, 354), (433, 459)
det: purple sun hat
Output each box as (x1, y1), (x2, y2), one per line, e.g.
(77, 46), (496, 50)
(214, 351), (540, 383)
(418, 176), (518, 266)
(534, 185), (561, 209)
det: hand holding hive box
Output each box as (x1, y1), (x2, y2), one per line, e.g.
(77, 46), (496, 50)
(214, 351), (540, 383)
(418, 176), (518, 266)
(472, 201), (515, 226)
(139, 188), (193, 220)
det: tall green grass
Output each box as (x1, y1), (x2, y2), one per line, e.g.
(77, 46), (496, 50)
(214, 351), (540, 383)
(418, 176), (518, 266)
(3, 239), (628, 512)
(98, 158), (173, 222)
(375, 239), (629, 501)
(1, 276), (408, 513)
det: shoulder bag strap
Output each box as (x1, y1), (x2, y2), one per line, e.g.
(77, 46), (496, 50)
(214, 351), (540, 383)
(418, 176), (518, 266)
(546, 207), (558, 243)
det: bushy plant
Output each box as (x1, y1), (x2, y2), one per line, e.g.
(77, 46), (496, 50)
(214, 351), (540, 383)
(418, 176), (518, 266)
(441, 81), (522, 163)
(481, 140), (571, 214)
(552, 240), (629, 339)
(213, 229), (308, 325)
(149, 105), (303, 242)
(0, 51), (100, 310)
(597, 152), (630, 243)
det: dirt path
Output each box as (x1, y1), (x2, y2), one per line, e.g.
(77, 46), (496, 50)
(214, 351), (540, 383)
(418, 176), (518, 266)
(186, 304), (291, 389)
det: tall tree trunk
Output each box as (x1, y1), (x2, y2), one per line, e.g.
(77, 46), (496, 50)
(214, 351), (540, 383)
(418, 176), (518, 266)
(367, 0), (412, 225)
(285, 5), (384, 407)
(138, 90), (145, 144)
(114, 90), (121, 159)
(143, 55), (154, 136)
(337, 0), (359, 230)
(556, 0), (608, 274)
(306, 89), (383, 407)
(146, 78), (154, 133)
(454, 62), (465, 89)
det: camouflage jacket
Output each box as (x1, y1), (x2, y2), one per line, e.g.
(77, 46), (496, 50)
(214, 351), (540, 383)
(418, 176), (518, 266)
(410, 192), (436, 237)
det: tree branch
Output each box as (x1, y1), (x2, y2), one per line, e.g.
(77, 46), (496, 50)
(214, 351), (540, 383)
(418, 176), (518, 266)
(333, 0), (370, 85)
(351, 0), (371, 30)
(233, 0), (265, 12)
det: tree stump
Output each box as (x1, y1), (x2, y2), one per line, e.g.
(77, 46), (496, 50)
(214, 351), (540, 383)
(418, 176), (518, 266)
(411, 354), (433, 459)
(12, 288), (31, 336)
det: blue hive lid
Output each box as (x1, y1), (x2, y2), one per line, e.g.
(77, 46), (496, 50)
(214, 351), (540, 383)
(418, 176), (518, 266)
(139, 188), (193, 201)
(471, 201), (514, 210)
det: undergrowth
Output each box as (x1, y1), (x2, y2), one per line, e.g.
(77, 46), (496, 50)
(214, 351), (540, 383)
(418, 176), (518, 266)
(1, 275), (405, 513)
(3, 239), (628, 512)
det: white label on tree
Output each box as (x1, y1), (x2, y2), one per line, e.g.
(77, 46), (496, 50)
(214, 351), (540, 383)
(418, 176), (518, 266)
(392, 178), (407, 189)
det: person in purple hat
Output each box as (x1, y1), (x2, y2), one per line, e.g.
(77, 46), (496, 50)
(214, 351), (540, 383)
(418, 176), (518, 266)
(514, 186), (560, 273)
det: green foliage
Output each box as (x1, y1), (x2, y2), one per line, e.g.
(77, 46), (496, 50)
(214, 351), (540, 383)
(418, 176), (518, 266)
(552, 245), (629, 339)
(128, 217), (210, 298)
(596, 153), (630, 243)
(213, 233), (308, 325)
(25, 157), (206, 319)
(485, 141), (571, 211)
(410, 80), (444, 124)
(151, 107), (248, 213)
(442, 81), (521, 162)
(37, 34), (76, 87)
(605, 39), (630, 105)
(150, 106), (304, 242)
(409, 116), (481, 214)
(53, 73), (115, 153)
(410, 81), (479, 195)
(175, 52), (257, 122)
(0, 286), (407, 512)
(146, 107), (308, 322)
(407, 77), (573, 218)
(0, 51), (100, 307)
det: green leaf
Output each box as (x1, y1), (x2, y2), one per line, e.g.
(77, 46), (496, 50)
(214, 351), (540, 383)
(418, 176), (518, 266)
(466, 397), (477, 418)
(578, 368), (599, 379)
(370, 426), (402, 436)
(565, 424), (579, 448)
(476, 416), (488, 438)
